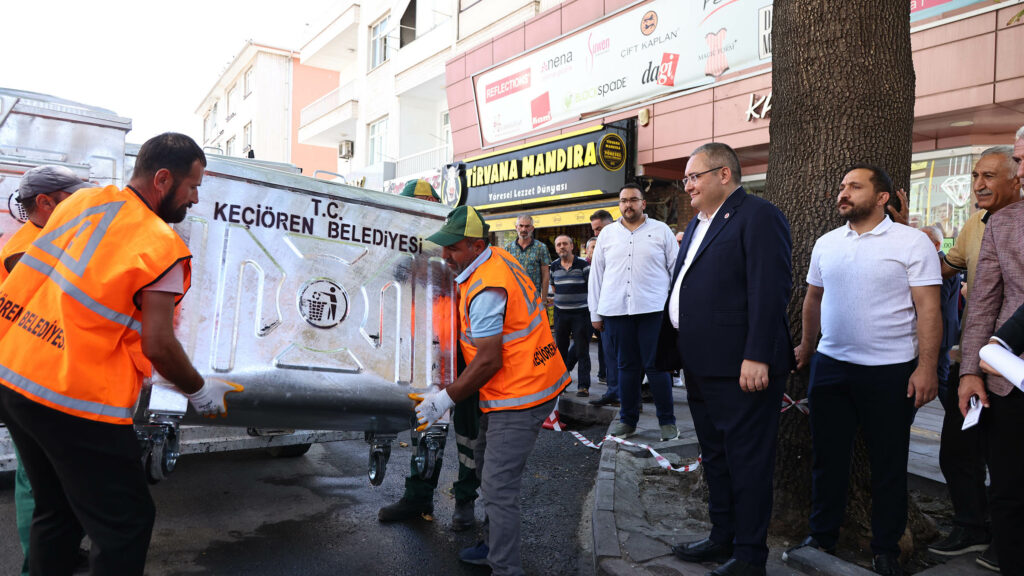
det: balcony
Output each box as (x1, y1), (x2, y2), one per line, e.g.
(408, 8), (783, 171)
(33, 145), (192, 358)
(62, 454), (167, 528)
(298, 81), (359, 147)
(301, 2), (360, 71)
(396, 144), (452, 179)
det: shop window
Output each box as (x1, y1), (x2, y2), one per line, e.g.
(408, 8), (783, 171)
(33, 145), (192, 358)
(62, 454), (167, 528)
(908, 152), (976, 240)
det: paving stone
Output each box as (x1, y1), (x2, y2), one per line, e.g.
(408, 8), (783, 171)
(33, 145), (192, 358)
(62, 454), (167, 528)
(623, 532), (672, 563)
(643, 554), (709, 576)
(595, 477), (615, 511)
(599, 557), (657, 576)
(593, 509), (621, 559)
(783, 546), (876, 576)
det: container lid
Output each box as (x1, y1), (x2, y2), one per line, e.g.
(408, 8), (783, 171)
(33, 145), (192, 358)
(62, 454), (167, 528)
(0, 87), (132, 132)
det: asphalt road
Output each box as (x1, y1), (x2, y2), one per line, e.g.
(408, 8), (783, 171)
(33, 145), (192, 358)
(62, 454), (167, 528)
(0, 421), (603, 576)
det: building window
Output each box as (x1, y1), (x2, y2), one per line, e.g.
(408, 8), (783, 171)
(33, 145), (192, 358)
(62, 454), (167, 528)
(227, 84), (238, 120)
(370, 16), (390, 69)
(203, 102), (219, 143)
(226, 137), (235, 157)
(243, 122), (252, 153)
(203, 113), (212, 143)
(440, 111), (452, 161)
(368, 116), (388, 165)
(244, 67), (254, 97)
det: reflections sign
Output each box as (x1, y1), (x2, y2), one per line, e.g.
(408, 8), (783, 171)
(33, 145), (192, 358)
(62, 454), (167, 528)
(472, 0), (771, 146)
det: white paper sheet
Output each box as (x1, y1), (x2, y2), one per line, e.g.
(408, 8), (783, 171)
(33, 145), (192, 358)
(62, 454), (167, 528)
(979, 343), (1024, 392)
(962, 396), (982, 430)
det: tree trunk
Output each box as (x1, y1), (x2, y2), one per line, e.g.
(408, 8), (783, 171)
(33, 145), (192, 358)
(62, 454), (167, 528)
(764, 0), (926, 555)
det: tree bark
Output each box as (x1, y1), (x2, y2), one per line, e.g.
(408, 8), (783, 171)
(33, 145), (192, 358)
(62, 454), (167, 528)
(764, 0), (923, 554)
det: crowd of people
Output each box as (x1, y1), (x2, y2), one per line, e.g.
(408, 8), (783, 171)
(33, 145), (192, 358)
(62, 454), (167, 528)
(2, 127), (1022, 576)
(403, 133), (1024, 576)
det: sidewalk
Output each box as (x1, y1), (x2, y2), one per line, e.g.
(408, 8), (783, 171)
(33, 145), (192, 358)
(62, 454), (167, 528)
(555, 345), (988, 576)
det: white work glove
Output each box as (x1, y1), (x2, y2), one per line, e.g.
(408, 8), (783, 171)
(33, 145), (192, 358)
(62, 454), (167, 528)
(187, 378), (244, 418)
(409, 389), (455, 432)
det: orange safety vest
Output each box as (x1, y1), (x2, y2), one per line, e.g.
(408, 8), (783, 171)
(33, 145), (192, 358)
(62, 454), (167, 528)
(0, 222), (42, 283)
(458, 246), (569, 412)
(0, 185), (192, 424)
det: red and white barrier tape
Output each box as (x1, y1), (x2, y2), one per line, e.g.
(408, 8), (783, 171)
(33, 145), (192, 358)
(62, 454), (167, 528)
(781, 393), (809, 415)
(544, 400), (701, 473)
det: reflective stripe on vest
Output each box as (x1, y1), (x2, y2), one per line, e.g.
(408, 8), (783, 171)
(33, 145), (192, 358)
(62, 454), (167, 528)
(19, 253), (143, 335)
(0, 185), (191, 425)
(479, 371), (570, 410)
(458, 246), (570, 412)
(0, 363), (134, 420)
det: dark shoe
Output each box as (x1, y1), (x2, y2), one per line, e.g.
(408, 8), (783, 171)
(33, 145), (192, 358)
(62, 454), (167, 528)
(589, 395), (619, 407)
(576, 388), (590, 397)
(672, 537), (733, 563)
(872, 554), (902, 576)
(784, 535), (836, 559)
(641, 391), (655, 403)
(378, 498), (432, 522)
(976, 544), (999, 572)
(459, 541), (489, 566)
(451, 500), (475, 532)
(928, 526), (989, 556)
(707, 558), (766, 576)
(598, 375), (607, 383)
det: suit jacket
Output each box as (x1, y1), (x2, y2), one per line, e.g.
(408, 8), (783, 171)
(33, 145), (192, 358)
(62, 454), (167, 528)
(656, 188), (795, 378)
(938, 251), (962, 353)
(961, 201), (1024, 396)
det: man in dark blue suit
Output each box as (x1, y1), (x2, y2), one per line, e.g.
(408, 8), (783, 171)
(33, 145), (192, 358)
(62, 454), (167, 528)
(658, 142), (793, 576)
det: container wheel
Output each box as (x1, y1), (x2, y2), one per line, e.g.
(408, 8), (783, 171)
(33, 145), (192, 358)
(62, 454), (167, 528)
(368, 450), (387, 486)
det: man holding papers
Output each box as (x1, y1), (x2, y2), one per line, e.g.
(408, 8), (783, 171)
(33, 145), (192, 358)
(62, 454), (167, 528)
(958, 125), (1024, 576)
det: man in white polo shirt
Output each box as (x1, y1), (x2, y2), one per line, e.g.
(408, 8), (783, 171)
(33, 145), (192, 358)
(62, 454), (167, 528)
(791, 164), (941, 576)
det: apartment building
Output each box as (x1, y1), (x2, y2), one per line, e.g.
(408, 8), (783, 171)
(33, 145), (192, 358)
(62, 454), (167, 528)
(296, 0), (561, 193)
(195, 41), (340, 176)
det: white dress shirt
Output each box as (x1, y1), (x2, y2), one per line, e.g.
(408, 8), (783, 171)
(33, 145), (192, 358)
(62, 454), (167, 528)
(668, 201), (726, 329)
(588, 215), (677, 321)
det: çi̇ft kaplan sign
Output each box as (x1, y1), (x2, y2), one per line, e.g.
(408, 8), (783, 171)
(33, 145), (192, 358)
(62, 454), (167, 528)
(472, 0), (773, 146)
(463, 125), (630, 210)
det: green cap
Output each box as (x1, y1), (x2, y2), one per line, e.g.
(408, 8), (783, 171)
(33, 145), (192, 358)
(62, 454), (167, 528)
(427, 205), (490, 247)
(400, 179), (440, 201)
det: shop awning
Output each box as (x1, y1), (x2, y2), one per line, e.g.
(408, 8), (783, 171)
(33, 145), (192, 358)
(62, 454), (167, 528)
(485, 200), (621, 232)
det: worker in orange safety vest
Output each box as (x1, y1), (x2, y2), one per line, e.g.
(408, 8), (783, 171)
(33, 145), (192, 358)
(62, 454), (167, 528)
(413, 205), (569, 576)
(0, 133), (238, 576)
(1, 164), (90, 576)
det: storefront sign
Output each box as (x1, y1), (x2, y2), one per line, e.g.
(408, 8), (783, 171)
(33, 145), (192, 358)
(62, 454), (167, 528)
(472, 0), (771, 146)
(910, 0), (987, 21)
(463, 125), (631, 211)
(745, 91), (772, 122)
(487, 205), (622, 232)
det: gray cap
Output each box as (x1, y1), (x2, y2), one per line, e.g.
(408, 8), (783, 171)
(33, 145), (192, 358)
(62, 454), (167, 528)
(17, 165), (91, 201)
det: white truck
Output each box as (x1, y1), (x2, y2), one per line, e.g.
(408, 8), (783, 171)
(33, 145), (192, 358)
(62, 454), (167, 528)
(0, 88), (455, 484)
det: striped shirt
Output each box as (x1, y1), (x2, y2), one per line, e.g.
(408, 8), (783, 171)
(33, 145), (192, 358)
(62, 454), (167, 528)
(549, 257), (590, 311)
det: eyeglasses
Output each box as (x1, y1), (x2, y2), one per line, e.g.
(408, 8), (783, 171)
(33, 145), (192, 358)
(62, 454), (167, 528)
(682, 166), (724, 187)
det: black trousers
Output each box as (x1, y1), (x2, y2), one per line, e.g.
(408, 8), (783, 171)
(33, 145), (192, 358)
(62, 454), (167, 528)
(937, 363), (989, 530)
(807, 353), (916, 556)
(985, 388), (1024, 576)
(554, 308), (591, 390)
(685, 370), (785, 566)
(0, 386), (155, 576)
